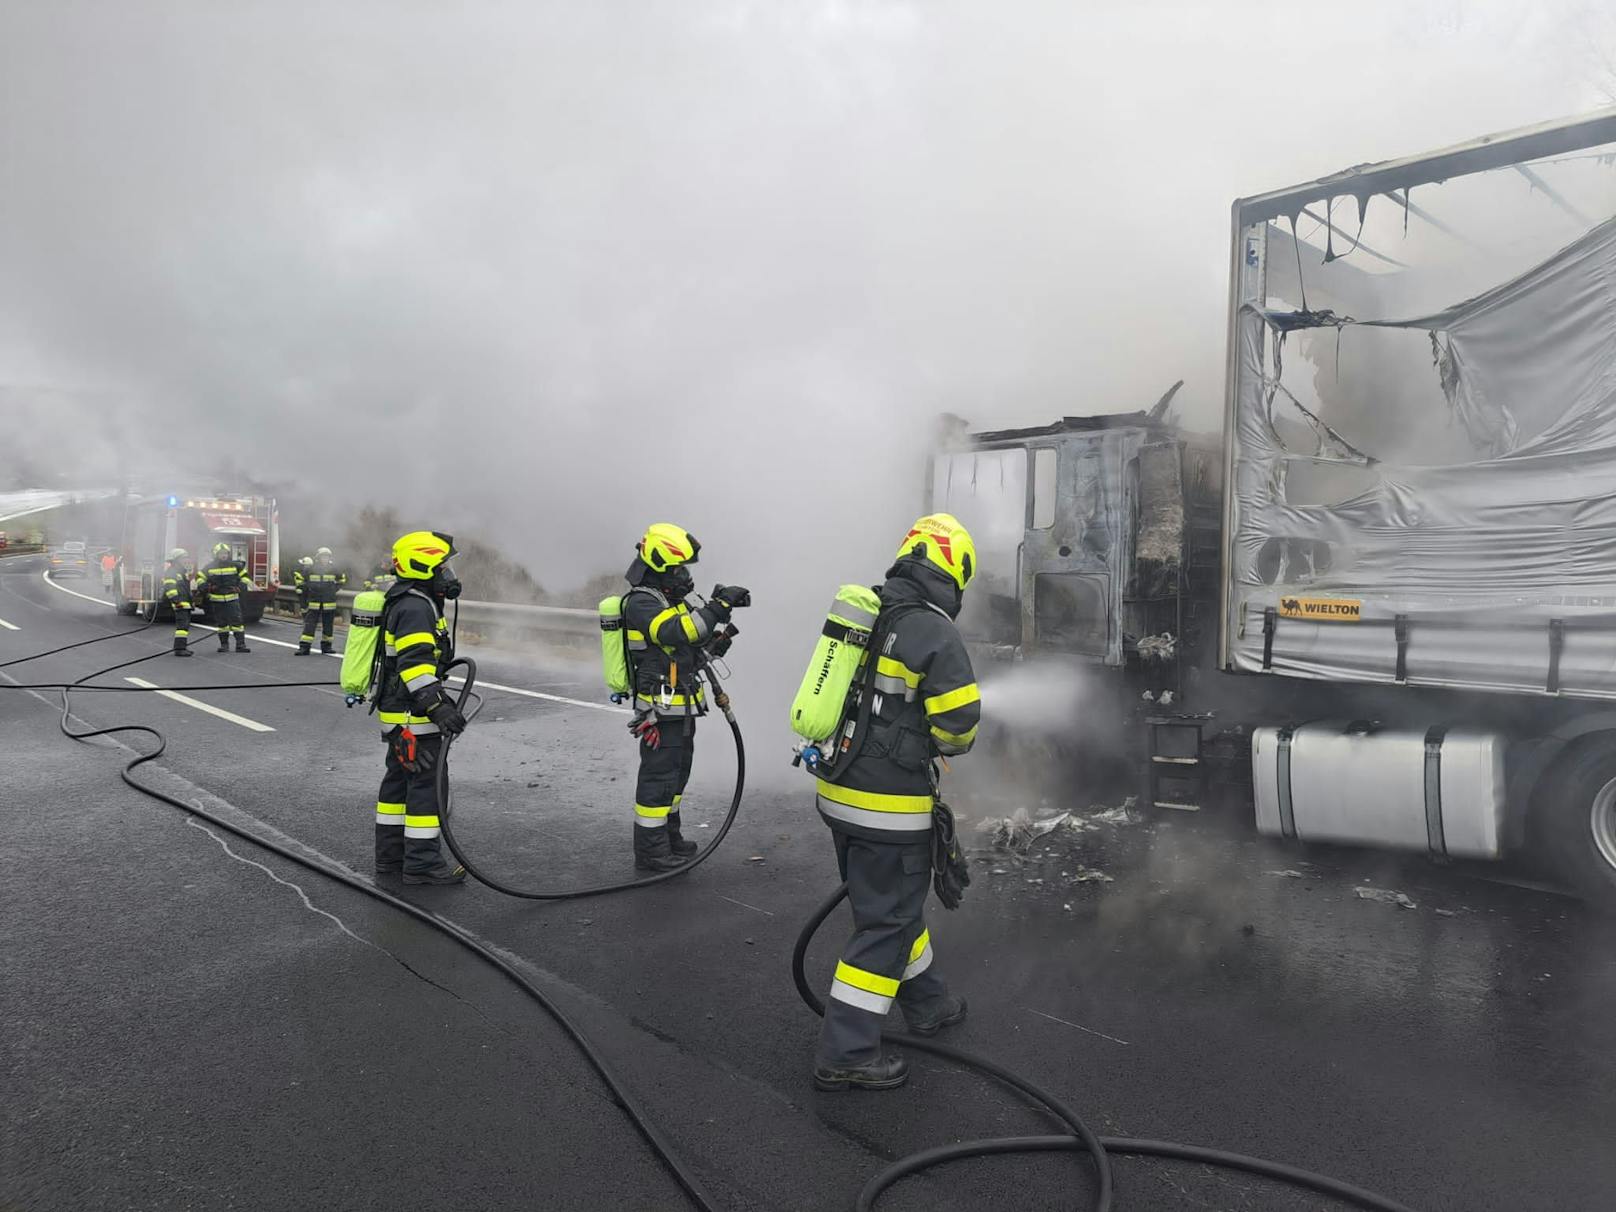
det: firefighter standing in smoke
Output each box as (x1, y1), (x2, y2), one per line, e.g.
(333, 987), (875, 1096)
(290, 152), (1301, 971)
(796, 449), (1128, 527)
(620, 523), (749, 871)
(162, 548), (194, 658)
(812, 514), (980, 1092)
(295, 546), (347, 655)
(198, 542), (251, 653)
(372, 531), (468, 885)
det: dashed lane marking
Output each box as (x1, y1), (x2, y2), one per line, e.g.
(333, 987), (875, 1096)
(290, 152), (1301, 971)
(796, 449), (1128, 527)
(42, 570), (621, 714)
(0, 616), (18, 630)
(125, 676), (276, 732)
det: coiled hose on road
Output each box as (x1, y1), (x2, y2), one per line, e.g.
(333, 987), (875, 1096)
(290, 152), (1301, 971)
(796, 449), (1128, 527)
(792, 882), (1420, 1212)
(434, 656), (747, 901)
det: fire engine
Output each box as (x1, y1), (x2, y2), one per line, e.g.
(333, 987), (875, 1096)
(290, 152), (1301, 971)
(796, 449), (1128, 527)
(111, 493), (281, 624)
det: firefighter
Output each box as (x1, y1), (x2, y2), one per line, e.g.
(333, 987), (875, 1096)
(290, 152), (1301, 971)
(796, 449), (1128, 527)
(812, 514), (981, 1092)
(198, 542), (251, 653)
(162, 548), (194, 658)
(363, 554), (396, 591)
(296, 546), (347, 655)
(621, 523), (749, 871)
(373, 530), (468, 885)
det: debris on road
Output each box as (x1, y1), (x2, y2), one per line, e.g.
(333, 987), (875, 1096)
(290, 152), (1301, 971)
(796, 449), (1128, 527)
(1266, 869), (1307, 879)
(1355, 886), (1418, 909)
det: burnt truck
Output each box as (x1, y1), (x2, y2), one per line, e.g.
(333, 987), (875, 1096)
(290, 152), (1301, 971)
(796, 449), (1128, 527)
(112, 492), (281, 624)
(931, 107), (1616, 908)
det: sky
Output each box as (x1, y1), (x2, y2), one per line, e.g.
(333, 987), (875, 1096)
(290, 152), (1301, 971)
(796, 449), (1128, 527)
(2, 0), (1614, 602)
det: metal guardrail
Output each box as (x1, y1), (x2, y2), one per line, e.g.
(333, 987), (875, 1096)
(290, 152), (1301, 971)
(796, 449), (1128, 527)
(271, 586), (597, 638)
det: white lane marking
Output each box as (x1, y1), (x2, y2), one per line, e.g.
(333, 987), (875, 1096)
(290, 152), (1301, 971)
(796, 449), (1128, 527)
(45, 570), (620, 714)
(125, 676), (276, 732)
(41, 570), (117, 607)
(713, 893), (775, 918)
(0, 616), (18, 631)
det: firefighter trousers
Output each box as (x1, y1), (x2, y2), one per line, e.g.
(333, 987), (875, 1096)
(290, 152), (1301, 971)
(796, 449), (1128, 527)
(374, 731), (450, 874)
(210, 597), (245, 642)
(632, 717), (698, 857)
(171, 605), (191, 652)
(815, 831), (952, 1068)
(300, 605), (336, 646)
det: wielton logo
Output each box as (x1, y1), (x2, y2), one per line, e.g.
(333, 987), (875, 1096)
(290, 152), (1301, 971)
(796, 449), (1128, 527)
(1278, 595), (1362, 621)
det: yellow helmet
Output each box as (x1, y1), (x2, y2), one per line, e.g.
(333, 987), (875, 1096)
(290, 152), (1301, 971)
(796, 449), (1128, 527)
(392, 530), (455, 580)
(638, 522), (701, 572)
(896, 513), (976, 591)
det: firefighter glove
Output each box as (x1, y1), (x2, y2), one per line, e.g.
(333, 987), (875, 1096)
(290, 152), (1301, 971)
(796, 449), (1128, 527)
(712, 585), (751, 615)
(930, 800), (971, 911)
(424, 697), (467, 737)
(630, 715), (662, 750)
(391, 726), (438, 774)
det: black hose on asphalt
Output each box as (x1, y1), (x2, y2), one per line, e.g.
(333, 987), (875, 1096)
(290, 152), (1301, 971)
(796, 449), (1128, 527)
(42, 652), (725, 1212)
(792, 883), (1420, 1212)
(433, 657), (746, 901)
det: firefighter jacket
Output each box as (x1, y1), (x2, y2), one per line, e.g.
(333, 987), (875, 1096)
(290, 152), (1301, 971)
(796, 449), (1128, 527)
(161, 561), (191, 609)
(296, 561), (347, 606)
(375, 581), (453, 735)
(815, 564), (981, 843)
(199, 556), (249, 602)
(621, 581), (726, 719)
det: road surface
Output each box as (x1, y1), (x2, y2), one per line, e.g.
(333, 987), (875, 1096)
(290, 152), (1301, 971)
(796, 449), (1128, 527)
(4, 552), (1615, 1211)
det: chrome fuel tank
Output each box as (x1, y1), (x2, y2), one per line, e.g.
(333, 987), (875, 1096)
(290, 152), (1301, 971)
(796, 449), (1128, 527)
(1252, 721), (1507, 859)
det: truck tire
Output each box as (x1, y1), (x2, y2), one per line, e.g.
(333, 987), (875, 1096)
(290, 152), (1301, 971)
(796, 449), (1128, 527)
(112, 581), (139, 616)
(1543, 741), (1616, 913)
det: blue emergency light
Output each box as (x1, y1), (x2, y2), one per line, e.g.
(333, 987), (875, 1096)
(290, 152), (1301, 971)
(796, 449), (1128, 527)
(167, 495), (179, 508)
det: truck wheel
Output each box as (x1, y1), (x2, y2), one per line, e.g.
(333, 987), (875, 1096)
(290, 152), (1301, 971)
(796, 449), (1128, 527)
(1543, 742), (1616, 913)
(113, 583), (139, 616)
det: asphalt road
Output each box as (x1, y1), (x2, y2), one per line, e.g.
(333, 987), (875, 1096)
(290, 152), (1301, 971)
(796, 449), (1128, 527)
(4, 551), (1615, 1212)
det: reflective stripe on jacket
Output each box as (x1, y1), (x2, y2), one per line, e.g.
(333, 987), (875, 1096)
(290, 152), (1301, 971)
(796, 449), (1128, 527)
(200, 559), (248, 601)
(376, 582), (451, 734)
(296, 565), (347, 605)
(621, 585), (724, 719)
(161, 562), (192, 608)
(815, 566), (980, 842)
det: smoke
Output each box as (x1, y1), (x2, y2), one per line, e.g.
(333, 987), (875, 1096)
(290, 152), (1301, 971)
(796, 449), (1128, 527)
(2, 2), (1612, 625)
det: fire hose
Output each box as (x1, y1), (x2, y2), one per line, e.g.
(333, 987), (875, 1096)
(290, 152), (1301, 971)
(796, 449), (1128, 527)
(792, 882), (1418, 1212)
(431, 654), (746, 901)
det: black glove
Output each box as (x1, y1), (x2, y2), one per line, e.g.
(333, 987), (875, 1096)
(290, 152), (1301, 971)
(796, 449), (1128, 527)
(931, 800), (971, 911)
(423, 694), (467, 737)
(709, 629), (734, 659)
(712, 585), (751, 613)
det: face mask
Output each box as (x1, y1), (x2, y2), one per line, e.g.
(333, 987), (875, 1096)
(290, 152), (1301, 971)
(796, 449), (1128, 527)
(436, 564), (463, 599)
(664, 566), (694, 599)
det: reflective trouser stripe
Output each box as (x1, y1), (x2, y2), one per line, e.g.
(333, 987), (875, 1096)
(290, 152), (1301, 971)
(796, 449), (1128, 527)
(208, 595), (239, 602)
(830, 960), (899, 1014)
(816, 797), (934, 832)
(404, 813), (440, 838)
(635, 803), (671, 826)
(377, 711), (437, 735)
(376, 801), (406, 827)
(904, 930), (933, 980)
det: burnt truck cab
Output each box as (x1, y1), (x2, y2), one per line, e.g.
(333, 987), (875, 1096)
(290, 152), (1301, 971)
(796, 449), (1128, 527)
(927, 412), (1221, 674)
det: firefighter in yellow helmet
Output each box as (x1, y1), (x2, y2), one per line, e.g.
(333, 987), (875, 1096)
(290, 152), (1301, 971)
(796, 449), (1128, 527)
(621, 522), (749, 871)
(199, 542), (251, 652)
(812, 513), (981, 1092)
(372, 531), (468, 885)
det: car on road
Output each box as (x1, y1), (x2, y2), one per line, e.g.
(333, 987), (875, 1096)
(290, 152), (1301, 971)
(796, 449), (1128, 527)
(49, 540), (91, 578)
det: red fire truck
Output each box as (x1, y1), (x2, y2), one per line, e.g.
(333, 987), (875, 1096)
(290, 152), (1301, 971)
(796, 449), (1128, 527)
(111, 493), (281, 623)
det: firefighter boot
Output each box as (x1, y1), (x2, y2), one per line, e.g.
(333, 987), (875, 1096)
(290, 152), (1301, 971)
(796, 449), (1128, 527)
(234, 635), (251, 653)
(402, 833), (466, 885)
(172, 638), (193, 658)
(295, 643), (311, 656)
(633, 823), (690, 872)
(402, 864), (467, 886)
(813, 1052), (910, 1093)
(903, 995), (968, 1037)
(666, 810), (698, 857)
(217, 635), (230, 653)
(320, 640), (335, 655)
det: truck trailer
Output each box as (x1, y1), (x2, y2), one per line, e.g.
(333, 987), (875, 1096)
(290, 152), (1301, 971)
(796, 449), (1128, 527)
(932, 107), (1616, 908)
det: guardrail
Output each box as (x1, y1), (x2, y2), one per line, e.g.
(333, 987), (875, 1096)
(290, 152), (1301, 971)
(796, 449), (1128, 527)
(270, 587), (597, 638)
